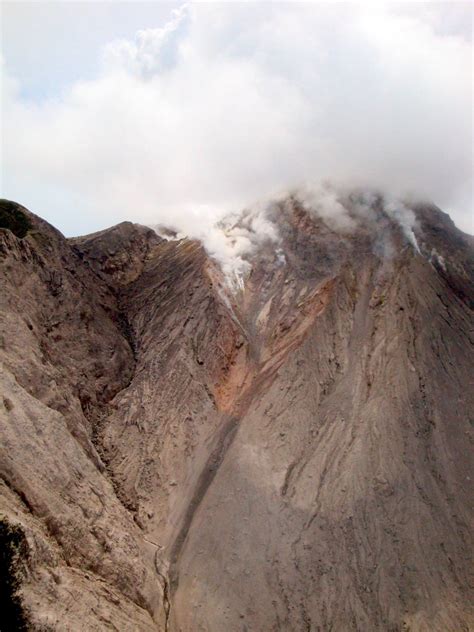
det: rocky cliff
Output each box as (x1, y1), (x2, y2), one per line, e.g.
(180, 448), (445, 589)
(0, 197), (473, 631)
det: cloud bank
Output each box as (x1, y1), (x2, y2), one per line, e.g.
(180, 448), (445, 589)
(2, 2), (472, 243)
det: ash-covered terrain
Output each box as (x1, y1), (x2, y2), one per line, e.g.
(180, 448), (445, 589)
(0, 195), (473, 631)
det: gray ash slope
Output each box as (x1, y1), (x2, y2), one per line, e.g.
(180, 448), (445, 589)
(0, 197), (473, 631)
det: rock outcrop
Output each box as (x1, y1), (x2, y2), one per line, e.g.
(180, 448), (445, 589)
(0, 197), (473, 631)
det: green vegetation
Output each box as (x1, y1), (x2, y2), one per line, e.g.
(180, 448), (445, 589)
(0, 200), (32, 239)
(0, 518), (30, 631)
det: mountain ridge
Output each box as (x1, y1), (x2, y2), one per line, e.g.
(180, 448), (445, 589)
(0, 197), (473, 631)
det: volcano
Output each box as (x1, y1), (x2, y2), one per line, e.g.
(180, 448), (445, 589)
(0, 196), (473, 631)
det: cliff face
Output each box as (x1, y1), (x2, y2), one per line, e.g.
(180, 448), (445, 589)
(0, 198), (473, 631)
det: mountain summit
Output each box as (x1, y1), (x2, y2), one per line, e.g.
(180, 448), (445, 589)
(0, 197), (473, 631)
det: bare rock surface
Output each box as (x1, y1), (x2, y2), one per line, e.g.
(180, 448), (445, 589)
(0, 197), (473, 631)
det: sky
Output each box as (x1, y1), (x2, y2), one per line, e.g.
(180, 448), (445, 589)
(1, 1), (473, 238)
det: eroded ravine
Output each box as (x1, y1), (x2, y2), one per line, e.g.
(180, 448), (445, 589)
(163, 257), (342, 627)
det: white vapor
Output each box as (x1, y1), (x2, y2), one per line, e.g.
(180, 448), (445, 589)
(191, 201), (281, 289)
(1, 1), (472, 258)
(383, 199), (421, 254)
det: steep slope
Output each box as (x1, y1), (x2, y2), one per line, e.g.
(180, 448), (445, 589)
(170, 204), (474, 631)
(0, 197), (473, 631)
(0, 202), (161, 630)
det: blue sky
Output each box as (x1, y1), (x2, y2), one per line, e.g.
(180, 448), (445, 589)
(2, 3), (179, 97)
(2, 2), (180, 234)
(1, 2), (472, 237)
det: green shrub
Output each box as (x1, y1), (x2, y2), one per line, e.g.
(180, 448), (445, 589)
(0, 518), (30, 631)
(0, 200), (32, 239)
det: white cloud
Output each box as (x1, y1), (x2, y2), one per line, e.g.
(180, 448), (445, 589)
(2, 2), (472, 243)
(103, 4), (190, 77)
